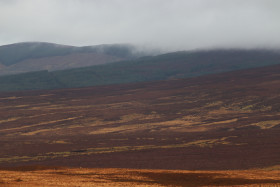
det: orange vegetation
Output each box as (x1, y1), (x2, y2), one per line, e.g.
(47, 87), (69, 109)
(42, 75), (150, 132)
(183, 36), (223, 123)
(0, 166), (280, 187)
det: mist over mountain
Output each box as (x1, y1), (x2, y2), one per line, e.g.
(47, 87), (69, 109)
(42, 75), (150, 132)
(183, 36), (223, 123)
(0, 47), (280, 92)
(0, 42), (158, 76)
(1, 1), (280, 184)
(1, 1), (280, 51)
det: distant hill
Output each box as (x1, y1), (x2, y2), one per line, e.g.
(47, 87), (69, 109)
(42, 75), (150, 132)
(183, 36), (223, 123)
(0, 42), (152, 75)
(0, 48), (280, 92)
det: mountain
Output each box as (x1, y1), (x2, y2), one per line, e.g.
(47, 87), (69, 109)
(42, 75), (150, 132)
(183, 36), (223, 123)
(0, 64), (279, 170)
(0, 42), (151, 75)
(0, 48), (280, 92)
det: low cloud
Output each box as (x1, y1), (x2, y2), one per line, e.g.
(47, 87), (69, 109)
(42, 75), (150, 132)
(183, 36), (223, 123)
(0, 0), (280, 51)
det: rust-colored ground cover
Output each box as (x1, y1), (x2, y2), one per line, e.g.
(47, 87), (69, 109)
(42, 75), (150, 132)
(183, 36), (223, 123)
(0, 166), (280, 187)
(0, 65), (280, 170)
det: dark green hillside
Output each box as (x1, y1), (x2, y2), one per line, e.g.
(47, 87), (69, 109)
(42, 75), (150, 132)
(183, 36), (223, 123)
(0, 71), (62, 91)
(51, 49), (280, 87)
(0, 49), (280, 92)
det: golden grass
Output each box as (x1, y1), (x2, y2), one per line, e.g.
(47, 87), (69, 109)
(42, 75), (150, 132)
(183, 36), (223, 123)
(251, 120), (280, 129)
(120, 113), (161, 123)
(201, 118), (238, 126)
(0, 167), (280, 187)
(240, 104), (255, 111)
(203, 101), (223, 107)
(208, 107), (242, 115)
(99, 101), (144, 109)
(49, 140), (70, 144)
(0, 137), (234, 164)
(21, 128), (63, 136)
(27, 104), (93, 110)
(263, 165), (280, 171)
(0, 117), (21, 124)
(0, 117), (81, 133)
(0, 96), (22, 100)
(88, 115), (205, 135)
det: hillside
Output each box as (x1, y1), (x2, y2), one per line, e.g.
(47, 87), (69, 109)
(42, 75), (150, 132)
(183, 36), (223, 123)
(0, 49), (280, 92)
(0, 64), (279, 170)
(0, 42), (148, 76)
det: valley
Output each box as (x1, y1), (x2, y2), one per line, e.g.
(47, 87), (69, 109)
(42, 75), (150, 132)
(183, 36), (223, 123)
(2, 1), (280, 186)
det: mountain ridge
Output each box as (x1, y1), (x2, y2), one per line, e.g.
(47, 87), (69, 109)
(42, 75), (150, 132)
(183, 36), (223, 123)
(0, 42), (155, 76)
(1, 47), (280, 92)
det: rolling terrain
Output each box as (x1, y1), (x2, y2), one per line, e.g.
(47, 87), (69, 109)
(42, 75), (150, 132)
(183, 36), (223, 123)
(0, 42), (147, 76)
(0, 48), (280, 92)
(0, 64), (279, 170)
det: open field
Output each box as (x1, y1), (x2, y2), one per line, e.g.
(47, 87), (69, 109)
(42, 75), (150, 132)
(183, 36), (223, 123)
(0, 166), (280, 187)
(0, 64), (280, 170)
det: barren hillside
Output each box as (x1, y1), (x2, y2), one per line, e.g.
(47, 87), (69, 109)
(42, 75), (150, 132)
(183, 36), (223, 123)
(0, 64), (279, 170)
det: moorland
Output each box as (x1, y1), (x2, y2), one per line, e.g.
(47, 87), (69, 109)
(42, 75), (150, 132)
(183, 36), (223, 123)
(1, 166), (280, 186)
(0, 64), (279, 170)
(1, 44), (280, 186)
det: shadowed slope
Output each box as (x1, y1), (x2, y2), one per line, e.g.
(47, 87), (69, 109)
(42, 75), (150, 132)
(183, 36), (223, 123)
(1, 48), (280, 91)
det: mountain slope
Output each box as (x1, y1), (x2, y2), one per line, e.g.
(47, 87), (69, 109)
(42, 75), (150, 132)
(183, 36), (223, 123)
(1, 52), (122, 74)
(52, 49), (280, 87)
(0, 49), (280, 91)
(0, 42), (76, 66)
(0, 64), (279, 169)
(0, 42), (148, 75)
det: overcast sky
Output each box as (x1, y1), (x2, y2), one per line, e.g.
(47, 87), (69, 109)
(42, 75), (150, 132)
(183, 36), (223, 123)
(0, 0), (280, 51)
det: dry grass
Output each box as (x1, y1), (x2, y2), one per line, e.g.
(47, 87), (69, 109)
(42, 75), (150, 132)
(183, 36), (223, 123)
(0, 96), (22, 100)
(251, 120), (280, 129)
(0, 137), (234, 164)
(0, 167), (280, 187)
(0, 64), (280, 171)
(1, 117), (81, 134)
(49, 140), (70, 144)
(0, 117), (21, 124)
(89, 117), (207, 134)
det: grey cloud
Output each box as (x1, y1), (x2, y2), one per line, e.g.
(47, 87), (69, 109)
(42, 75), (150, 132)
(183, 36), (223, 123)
(0, 0), (280, 51)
